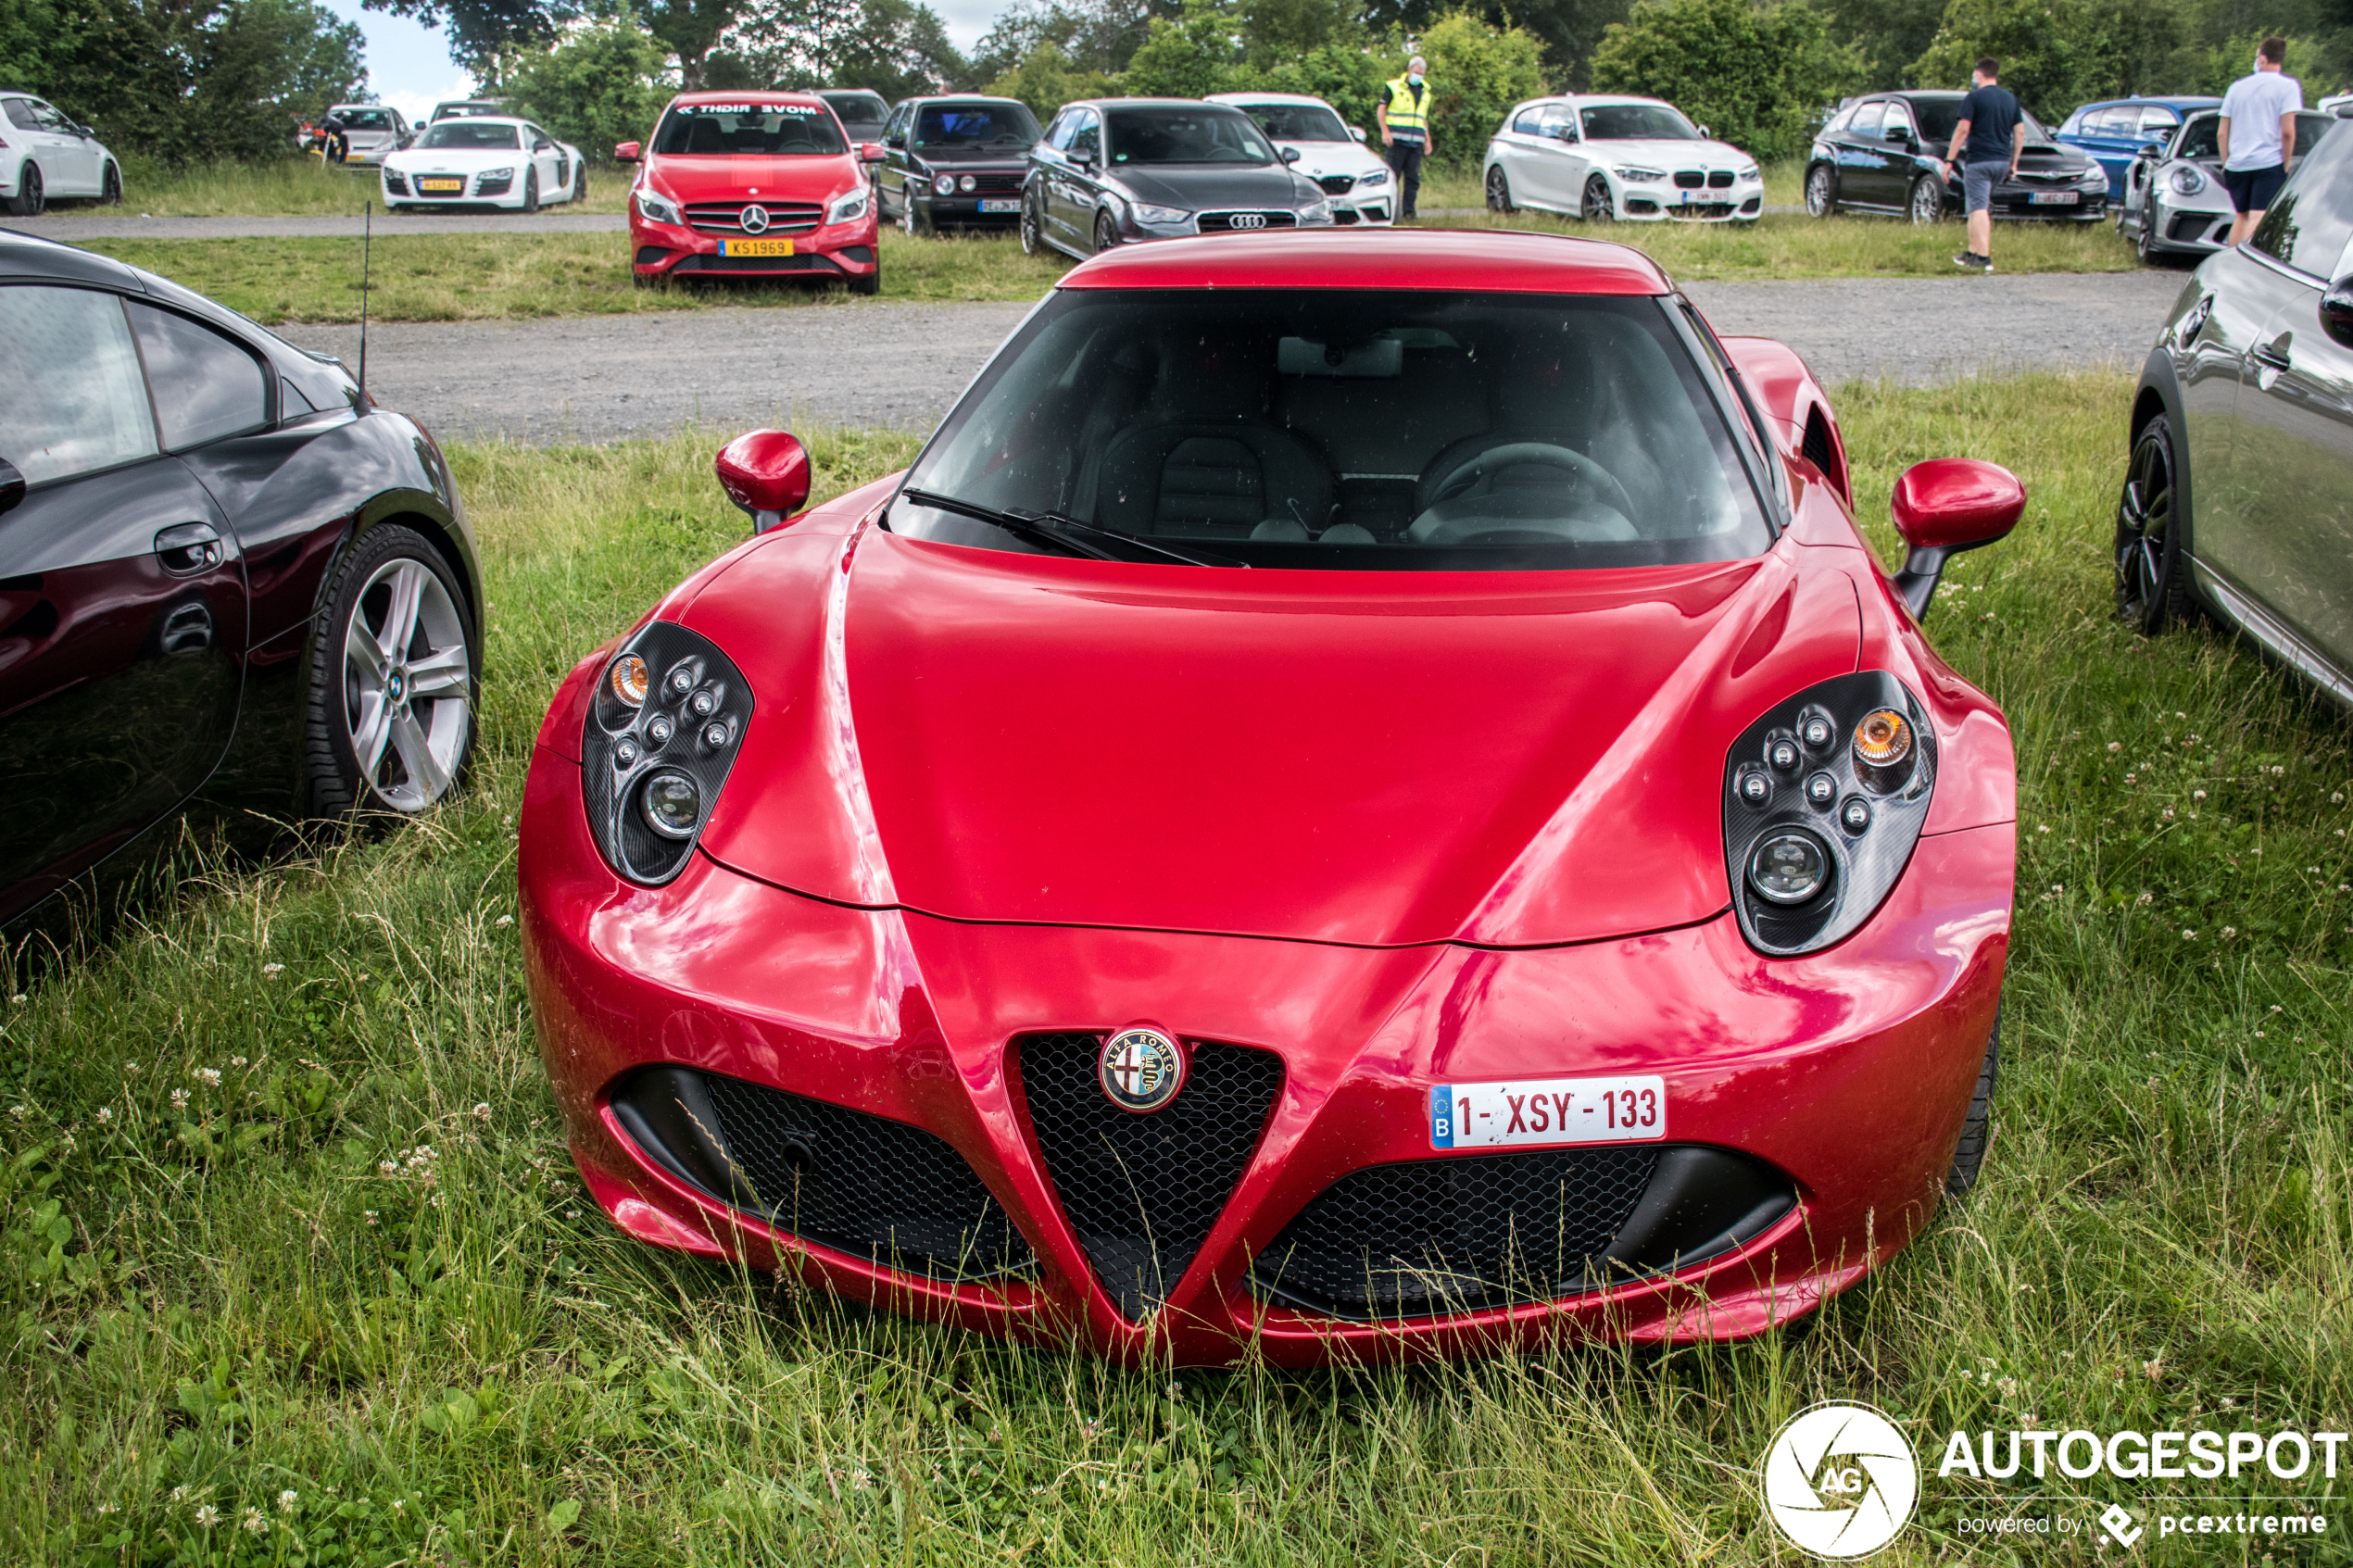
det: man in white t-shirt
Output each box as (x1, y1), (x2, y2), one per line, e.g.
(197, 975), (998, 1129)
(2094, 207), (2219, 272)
(2220, 35), (2304, 245)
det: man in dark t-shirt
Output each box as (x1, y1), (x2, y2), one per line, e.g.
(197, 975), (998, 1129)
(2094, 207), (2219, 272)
(1940, 56), (2023, 272)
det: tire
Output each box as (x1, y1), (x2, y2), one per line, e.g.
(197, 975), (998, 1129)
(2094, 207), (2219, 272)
(1907, 173), (1944, 224)
(100, 161), (121, 206)
(1485, 164), (1514, 214)
(572, 159), (587, 204)
(1019, 189), (1044, 256)
(522, 167), (539, 215)
(2115, 412), (2201, 633)
(1093, 209), (1120, 254)
(2136, 200), (2156, 261)
(1944, 1014), (1999, 1198)
(1804, 161), (1837, 217)
(303, 524), (477, 819)
(6, 162), (42, 218)
(901, 194), (926, 236)
(848, 261), (880, 296)
(1580, 172), (1613, 222)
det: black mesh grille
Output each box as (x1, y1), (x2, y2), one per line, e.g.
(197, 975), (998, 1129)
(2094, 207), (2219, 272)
(686, 200), (824, 233)
(1015, 1033), (1283, 1319)
(675, 1071), (1032, 1280)
(973, 171), (1025, 194)
(1251, 1146), (1659, 1320)
(1706, 169), (1734, 188)
(1316, 174), (1355, 194)
(1673, 169), (1705, 188)
(669, 253), (843, 274)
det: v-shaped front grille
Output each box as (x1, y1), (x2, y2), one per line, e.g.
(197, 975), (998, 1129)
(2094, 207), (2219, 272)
(1014, 1032), (1283, 1319)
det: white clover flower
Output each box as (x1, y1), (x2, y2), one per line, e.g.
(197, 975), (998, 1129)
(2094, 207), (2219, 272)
(1997, 1376), (2019, 1399)
(122, 1061), (138, 1075)
(472, 1103), (492, 1121)
(364, 1210), (380, 1226)
(170, 1089), (189, 1110)
(95, 1107), (111, 1123)
(262, 962), (284, 978)
(2108, 742), (2122, 753)
(2221, 927), (2238, 939)
(278, 1489), (298, 1513)
(194, 1504), (220, 1529)
(2135, 891), (2154, 906)
(2194, 789), (2207, 800)
(170, 1486), (187, 1504)
(379, 1160), (399, 1178)
(195, 1069), (220, 1089)
(229, 1056), (246, 1068)
(2182, 930), (2197, 941)
(495, 914), (515, 928)
(242, 1508), (268, 1536)
(7, 994), (23, 1005)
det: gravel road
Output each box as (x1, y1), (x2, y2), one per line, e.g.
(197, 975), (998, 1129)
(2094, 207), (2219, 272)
(271, 269), (2186, 445)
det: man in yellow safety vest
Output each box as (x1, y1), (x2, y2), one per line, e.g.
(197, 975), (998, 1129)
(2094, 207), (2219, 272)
(1378, 56), (1433, 220)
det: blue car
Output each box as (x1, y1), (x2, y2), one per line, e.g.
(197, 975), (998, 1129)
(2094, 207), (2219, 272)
(2056, 96), (2220, 200)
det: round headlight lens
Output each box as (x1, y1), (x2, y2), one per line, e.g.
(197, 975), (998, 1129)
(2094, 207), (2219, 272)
(1748, 831), (1831, 906)
(958, 174), (976, 193)
(609, 654), (648, 707)
(1852, 708), (1914, 768)
(639, 770), (701, 838)
(933, 173), (957, 196)
(2171, 165), (2207, 195)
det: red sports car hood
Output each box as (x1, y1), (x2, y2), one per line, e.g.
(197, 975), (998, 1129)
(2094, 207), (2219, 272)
(647, 153), (861, 203)
(690, 525), (1862, 947)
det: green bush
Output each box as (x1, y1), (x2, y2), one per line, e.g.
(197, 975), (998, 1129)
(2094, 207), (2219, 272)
(1903, 0), (2295, 119)
(507, 13), (671, 162)
(1249, 43), (1391, 133)
(1408, 9), (1549, 167)
(1590, 0), (1861, 162)
(984, 40), (1117, 121)
(1120, 0), (1242, 98)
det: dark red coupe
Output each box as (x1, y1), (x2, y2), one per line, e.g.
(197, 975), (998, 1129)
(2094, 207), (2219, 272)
(520, 230), (2023, 1364)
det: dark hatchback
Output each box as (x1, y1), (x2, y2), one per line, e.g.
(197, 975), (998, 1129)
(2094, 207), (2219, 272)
(2120, 115), (2353, 709)
(0, 232), (483, 932)
(877, 96), (1040, 232)
(1806, 92), (2109, 224)
(1020, 98), (1335, 260)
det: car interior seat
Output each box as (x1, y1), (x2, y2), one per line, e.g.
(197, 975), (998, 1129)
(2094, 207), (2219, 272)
(1090, 330), (1335, 538)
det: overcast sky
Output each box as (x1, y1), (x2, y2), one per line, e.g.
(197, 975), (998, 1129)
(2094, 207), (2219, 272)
(325, 0), (1008, 125)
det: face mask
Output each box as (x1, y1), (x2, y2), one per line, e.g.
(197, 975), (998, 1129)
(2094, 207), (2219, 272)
(1408, 72), (1424, 85)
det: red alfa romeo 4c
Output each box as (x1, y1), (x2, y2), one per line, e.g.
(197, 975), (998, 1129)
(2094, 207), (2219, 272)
(520, 229), (2025, 1365)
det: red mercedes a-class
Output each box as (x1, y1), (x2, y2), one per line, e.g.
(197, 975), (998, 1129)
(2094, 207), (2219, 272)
(521, 230), (2026, 1365)
(618, 92), (880, 293)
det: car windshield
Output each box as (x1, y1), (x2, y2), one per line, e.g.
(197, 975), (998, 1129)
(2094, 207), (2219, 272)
(2177, 109), (2330, 159)
(890, 289), (1771, 571)
(1580, 104), (1700, 141)
(1107, 107), (1277, 165)
(339, 108), (393, 131)
(822, 92), (887, 124)
(653, 104), (848, 156)
(1237, 102), (1351, 142)
(418, 121), (519, 149)
(915, 101), (1040, 147)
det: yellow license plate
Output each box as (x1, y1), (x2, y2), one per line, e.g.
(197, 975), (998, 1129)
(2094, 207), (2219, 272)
(418, 178), (465, 193)
(719, 237), (794, 257)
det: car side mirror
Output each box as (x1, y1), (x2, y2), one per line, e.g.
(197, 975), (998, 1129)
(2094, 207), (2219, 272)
(1697, 124), (1711, 139)
(859, 141), (885, 162)
(716, 430), (812, 533)
(615, 141), (642, 163)
(535, 139), (553, 152)
(1349, 126), (1366, 143)
(0, 456), (22, 516)
(887, 132), (905, 147)
(2135, 142), (2161, 158)
(1889, 458), (2026, 619)
(1281, 145), (1301, 164)
(2322, 276), (2353, 348)
(1883, 125), (1913, 144)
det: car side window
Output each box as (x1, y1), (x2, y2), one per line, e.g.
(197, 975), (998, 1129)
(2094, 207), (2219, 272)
(1536, 105), (1577, 141)
(0, 98), (33, 131)
(2139, 108), (2179, 134)
(124, 302), (269, 450)
(1847, 101), (1883, 139)
(1821, 103), (1855, 135)
(0, 285), (159, 484)
(1045, 108), (1076, 151)
(1071, 110), (1101, 163)
(2251, 120), (2353, 278)
(1511, 106), (1540, 134)
(1882, 102), (1916, 140)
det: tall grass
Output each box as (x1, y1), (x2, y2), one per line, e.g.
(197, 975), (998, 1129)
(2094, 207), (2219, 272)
(105, 157), (633, 218)
(2, 373), (2347, 1564)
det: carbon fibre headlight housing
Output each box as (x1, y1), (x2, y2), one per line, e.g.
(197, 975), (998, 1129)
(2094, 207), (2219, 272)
(582, 622), (753, 885)
(1722, 671), (1938, 957)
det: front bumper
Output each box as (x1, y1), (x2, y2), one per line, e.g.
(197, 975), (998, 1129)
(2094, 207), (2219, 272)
(630, 210), (881, 280)
(2149, 193), (2232, 252)
(1951, 177), (2110, 220)
(521, 738), (2011, 1364)
(911, 192), (1026, 226)
(1617, 179), (1766, 220)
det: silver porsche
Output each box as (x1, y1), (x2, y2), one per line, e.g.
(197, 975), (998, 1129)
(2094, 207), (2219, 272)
(2120, 107), (2337, 260)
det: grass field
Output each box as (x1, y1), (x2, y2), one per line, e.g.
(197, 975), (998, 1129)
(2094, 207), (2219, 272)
(107, 157), (634, 218)
(5, 371), (2350, 1564)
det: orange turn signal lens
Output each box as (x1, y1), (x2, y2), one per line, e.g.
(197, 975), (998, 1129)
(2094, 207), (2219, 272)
(1852, 708), (1913, 768)
(609, 653), (649, 708)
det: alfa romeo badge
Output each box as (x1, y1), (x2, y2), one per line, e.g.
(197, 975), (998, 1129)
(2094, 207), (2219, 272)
(1099, 1027), (1185, 1113)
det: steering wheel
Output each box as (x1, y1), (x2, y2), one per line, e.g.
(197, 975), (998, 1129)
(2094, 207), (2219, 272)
(1413, 442), (1639, 543)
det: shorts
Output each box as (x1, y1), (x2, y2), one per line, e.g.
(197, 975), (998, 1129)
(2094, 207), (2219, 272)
(1962, 160), (2007, 214)
(2223, 163), (2286, 213)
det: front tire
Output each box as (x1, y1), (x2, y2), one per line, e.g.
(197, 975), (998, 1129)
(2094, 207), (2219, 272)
(848, 260), (880, 296)
(1907, 173), (1944, 224)
(1944, 1016), (1999, 1198)
(521, 168), (539, 214)
(100, 161), (121, 205)
(1804, 162), (1837, 217)
(572, 159), (587, 204)
(1485, 165), (1514, 214)
(305, 524), (477, 819)
(2115, 413), (2200, 632)
(1580, 172), (1613, 222)
(6, 163), (42, 217)
(1093, 209), (1121, 254)
(1019, 189), (1044, 256)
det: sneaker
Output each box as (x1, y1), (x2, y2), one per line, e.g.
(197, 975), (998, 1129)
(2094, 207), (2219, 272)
(1953, 250), (1990, 270)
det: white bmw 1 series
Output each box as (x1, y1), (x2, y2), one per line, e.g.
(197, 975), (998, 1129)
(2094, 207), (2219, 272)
(383, 117), (587, 213)
(1208, 92), (1395, 225)
(1484, 95), (1763, 224)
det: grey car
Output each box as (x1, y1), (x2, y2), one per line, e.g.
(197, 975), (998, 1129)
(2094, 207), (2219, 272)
(1020, 98), (1335, 260)
(2123, 114), (2353, 709)
(2120, 108), (2338, 261)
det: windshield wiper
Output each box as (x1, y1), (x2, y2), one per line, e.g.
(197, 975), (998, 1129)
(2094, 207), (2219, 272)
(898, 489), (1243, 567)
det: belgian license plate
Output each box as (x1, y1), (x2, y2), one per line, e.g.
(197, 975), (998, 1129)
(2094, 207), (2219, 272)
(1429, 1076), (1666, 1149)
(719, 237), (794, 257)
(418, 178), (464, 194)
(2030, 191), (2079, 205)
(979, 197), (1020, 213)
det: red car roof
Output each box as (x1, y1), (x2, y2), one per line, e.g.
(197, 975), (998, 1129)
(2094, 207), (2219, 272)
(1061, 229), (1671, 295)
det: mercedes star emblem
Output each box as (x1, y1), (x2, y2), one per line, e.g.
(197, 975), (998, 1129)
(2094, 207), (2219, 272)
(740, 204), (771, 233)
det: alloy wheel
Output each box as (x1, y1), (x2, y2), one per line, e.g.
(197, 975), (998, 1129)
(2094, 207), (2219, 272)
(7, 163), (41, 218)
(1908, 175), (1943, 224)
(573, 160), (587, 203)
(522, 167), (539, 214)
(1019, 193), (1042, 256)
(102, 162), (121, 205)
(1805, 163), (1836, 217)
(2114, 417), (2184, 633)
(343, 557), (472, 811)
(1485, 166), (1513, 213)
(2136, 197), (2157, 261)
(1094, 210), (1120, 253)
(1581, 173), (1613, 221)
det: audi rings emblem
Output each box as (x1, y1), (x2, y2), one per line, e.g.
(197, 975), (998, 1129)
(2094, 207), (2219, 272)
(1099, 1027), (1186, 1113)
(1230, 212), (1268, 230)
(740, 204), (772, 233)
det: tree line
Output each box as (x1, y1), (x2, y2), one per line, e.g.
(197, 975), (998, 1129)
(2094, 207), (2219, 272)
(3, 0), (2348, 170)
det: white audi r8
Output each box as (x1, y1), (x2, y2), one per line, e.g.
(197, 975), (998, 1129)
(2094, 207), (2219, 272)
(1483, 95), (1763, 223)
(1208, 92), (1394, 225)
(383, 117), (586, 213)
